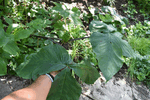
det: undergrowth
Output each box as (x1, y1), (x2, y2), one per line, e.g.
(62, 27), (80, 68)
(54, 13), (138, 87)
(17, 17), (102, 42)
(125, 20), (150, 89)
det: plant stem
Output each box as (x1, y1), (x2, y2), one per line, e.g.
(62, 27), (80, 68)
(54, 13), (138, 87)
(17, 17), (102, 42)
(31, 35), (90, 42)
(30, 35), (62, 41)
(68, 36), (90, 41)
(30, 35), (62, 46)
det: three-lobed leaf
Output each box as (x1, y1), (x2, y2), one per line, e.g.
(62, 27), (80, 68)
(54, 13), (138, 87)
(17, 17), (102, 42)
(16, 43), (99, 100)
(16, 44), (73, 80)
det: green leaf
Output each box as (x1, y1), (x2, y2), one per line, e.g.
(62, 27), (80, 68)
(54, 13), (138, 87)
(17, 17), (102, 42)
(6, 25), (13, 34)
(0, 5), (4, 10)
(70, 7), (83, 26)
(146, 30), (150, 34)
(6, 24), (21, 34)
(14, 28), (34, 41)
(100, 6), (128, 25)
(0, 19), (4, 33)
(52, 2), (70, 18)
(72, 7), (80, 16)
(0, 20), (16, 49)
(99, 14), (113, 23)
(0, 50), (11, 59)
(114, 15), (127, 25)
(113, 32), (135, 57)
(90, 32), (124, 80)
(121, 17), (129, 25)
(0, 0), (3, 4)
(16, 44), (73, 79)
(3, 40), (19, 55)
(4, 16), (13, 25)
(70, 13), (83, 26)
(0, 20), (15, 49)
(47, 68), (82, 100)
(26, 19), (50, 31)
(0, 32), (9, 47)
(101, 6), (117, 15)
(53, 20), (65, 30)
(62, 31), (70, 42)
(89, 20), (117, 33)
(0, 57), (7, 76)
(0, 20), (9, 47)
(70, 61), (100, 84)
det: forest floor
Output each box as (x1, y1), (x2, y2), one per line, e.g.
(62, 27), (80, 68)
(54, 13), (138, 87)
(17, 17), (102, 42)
(0, 0), (150, 100)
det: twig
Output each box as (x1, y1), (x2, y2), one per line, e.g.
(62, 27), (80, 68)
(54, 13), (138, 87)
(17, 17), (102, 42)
(68, 36), (90, 41)
(31, 35), (62, 41)
(81, 92), (95, 100)
(30, 35), (62, 46)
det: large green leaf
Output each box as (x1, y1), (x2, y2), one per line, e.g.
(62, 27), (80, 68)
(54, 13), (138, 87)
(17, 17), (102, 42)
(70, 60), (100, 84)
(0, 57), (7, 76)
(90, 32), (134, 80)
(47, 68), (82, 100)
(16, 44), (73, 79)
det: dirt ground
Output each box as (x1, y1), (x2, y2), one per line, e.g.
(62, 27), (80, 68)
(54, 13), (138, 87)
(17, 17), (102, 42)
(0, 0), (150, 100)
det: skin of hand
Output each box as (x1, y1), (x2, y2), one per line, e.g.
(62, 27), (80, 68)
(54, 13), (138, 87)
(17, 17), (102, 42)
(2, 70), (60, 100)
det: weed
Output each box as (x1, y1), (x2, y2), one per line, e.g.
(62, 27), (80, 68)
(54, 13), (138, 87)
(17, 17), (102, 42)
(128, 37), (150, 56)
(121, 0), (138, 20)
(128, 54), (150, 88)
